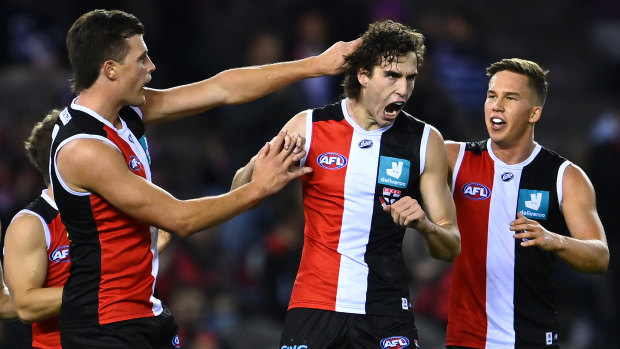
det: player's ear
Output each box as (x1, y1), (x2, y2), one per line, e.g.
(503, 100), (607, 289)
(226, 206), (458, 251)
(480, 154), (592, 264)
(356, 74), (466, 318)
(357, 67), (370, 86)
(103, 60), (119, 80)
(529, 106), (542, 123)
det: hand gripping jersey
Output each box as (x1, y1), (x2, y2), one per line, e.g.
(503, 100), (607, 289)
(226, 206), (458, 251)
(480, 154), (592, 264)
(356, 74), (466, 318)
(14, 190), (70, 348)
(447, 139), (571, 348)
(50, 100), (162, 328)
(289, 99), (430, 317)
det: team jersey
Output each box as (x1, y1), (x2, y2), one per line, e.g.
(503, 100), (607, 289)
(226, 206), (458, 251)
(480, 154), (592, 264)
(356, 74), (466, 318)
(447, 139), (571, 348)
(50, 99), (162, 328)
(289, 99), (430, 317)
(15, 189), (70, 348)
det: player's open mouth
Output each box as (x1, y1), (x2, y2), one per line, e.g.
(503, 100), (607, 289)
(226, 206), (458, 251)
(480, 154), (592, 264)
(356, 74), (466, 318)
(491, 117), (505, 125)
(385, 102), (404, 117)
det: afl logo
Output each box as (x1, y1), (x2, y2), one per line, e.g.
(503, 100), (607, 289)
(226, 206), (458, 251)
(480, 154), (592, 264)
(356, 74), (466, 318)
(172, 335), (181, 348)
(358, 139), (373, 149)
(501, 172), (514, 182)
(50, 245), (70, 263)
(380, 336), (410, 349)
(462, 182), (491, 200)
(317, 152), (347, 169)
(129, 155), (143, 171)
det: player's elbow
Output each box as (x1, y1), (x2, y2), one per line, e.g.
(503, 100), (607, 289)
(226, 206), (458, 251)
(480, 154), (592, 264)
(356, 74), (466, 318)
(15, 307), (38, 324)
(443, 231), (461, 262)
(447, 244), (461, 262)
(430, 243), (460, 262)
(166, 219), (194, 238)
(435, 246), (460, 262)
(591, 248), (610, 274)
(166, 212), (215, 238)
(575, 244), (609, 274)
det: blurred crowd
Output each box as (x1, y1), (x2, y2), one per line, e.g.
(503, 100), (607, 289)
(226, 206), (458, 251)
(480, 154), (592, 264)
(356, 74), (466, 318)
(0, 0), (618, 348)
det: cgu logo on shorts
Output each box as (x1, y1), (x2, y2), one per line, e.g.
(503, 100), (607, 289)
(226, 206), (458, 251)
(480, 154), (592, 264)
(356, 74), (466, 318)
(49, 245), (70, 263)
(281, 346), (308, 349)
(380, 336), (410, 349)
(317, 152), (347, 169)
(462, 182), (491, 200)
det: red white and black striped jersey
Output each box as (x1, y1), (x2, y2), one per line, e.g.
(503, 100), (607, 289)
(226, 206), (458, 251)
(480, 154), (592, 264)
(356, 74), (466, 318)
(447, 139), (570, 348)
(14, 189), (69, 348)
(289, 99), (430, 317)
(50, 99), (161, 328)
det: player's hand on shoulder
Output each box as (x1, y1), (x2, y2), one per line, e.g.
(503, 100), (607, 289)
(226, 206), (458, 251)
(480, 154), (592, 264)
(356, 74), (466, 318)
(382, 196), (428, 229)
(269, 130), (306, 164)
(252, 130), (312, 196)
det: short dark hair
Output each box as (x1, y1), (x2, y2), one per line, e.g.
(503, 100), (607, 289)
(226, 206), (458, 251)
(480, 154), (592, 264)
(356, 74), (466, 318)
(25, 109), (61, 185)
(342, 20), (425, 100)
(486, 58), (549, 106)
(66, 9), (144, 93)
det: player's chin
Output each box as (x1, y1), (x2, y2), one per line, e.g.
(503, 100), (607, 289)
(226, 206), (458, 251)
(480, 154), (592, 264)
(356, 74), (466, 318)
(130, 96), (147, 107)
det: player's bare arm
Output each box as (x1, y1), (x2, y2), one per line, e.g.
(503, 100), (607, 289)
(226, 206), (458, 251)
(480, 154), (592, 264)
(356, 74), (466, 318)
(444, 141), (462, 191)
(0, 219), (16, 320)
(510, 164), (608, 273)
(56, 131), (306, 237)
(4, 213), (61, 323)
(385, 128), (461, 261)
(141, 39), (361, 124)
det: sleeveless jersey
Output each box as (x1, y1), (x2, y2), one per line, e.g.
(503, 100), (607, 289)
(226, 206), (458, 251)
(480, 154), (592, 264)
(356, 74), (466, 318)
(289, 99), (430, 317)
(16, 189), (70, 348)
(446, 139), (571, 348)
(50, 99), (162, 328)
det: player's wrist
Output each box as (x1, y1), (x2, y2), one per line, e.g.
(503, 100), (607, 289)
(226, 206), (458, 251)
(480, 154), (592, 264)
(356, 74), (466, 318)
(245, 179), (271, 202)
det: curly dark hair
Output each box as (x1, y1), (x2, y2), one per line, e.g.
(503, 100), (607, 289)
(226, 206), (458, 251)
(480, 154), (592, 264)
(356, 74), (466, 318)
(342, 20), (425, 100)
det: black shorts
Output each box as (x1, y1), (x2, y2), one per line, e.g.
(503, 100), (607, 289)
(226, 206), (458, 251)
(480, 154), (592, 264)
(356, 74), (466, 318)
(60, 307), (180, 349)
(280, 308), (420, 349)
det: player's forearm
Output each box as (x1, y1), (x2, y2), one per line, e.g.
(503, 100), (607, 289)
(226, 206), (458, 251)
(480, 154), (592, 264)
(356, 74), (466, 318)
(171, 181), (266, 237)
(215, 57), (322, 105)
(142, 58), (322, 124)
(554, 235), (609, 274)
(418, 221), (461, 261)
(14, 287), (62, 323)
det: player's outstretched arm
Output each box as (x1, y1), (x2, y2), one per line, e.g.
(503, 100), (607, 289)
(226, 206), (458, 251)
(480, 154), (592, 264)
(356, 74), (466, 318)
(511, 164), (608, 273)
(141, 39), (361, 124)
(56, 130), (309, 237)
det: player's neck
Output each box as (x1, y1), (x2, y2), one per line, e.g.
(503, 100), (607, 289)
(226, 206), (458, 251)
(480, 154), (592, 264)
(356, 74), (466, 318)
(346, 98), (385, 131)
(490, 138), (537, 165)
(74, 89), (123, 129)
